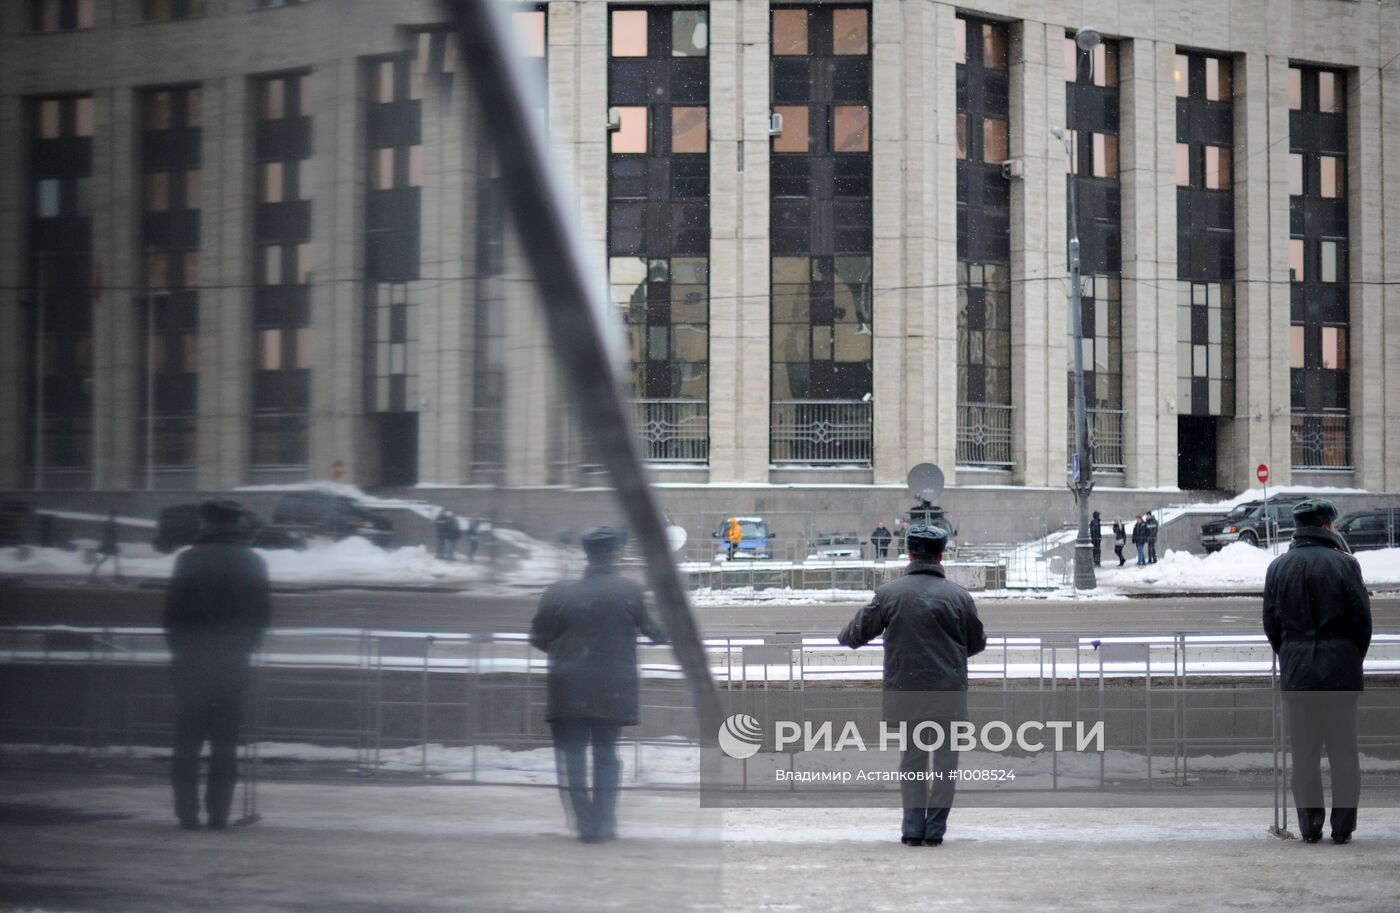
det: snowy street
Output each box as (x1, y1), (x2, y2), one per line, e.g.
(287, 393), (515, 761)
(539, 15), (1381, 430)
(3, 771), (1400, 913)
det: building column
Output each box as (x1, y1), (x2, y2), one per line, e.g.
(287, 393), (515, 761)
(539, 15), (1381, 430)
(1119, 38), (1178, 488)
(707, 0), (770, 482)
(706, 0), (740, 483)
(1347, 65), (1387, 490)
(91, 86), (141, 490)
(1230, 54), (1293, 493)
(198, 75), (254, 489)
(869, 0), (908, 484)
(0, 94), (27, 488)
(1009, 19), (1067, 488)
(1379, 36), (1400, 492)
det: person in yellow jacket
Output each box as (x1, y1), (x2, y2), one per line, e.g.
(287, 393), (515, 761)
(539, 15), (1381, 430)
(726, 517), (743, 560)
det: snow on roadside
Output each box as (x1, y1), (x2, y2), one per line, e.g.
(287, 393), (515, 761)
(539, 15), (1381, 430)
(1097, 540), (1400, 590)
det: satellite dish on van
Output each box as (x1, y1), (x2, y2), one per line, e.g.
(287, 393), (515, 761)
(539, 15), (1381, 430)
(906, 463), (945, 504)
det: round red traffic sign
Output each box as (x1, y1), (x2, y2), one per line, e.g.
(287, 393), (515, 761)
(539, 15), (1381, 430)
(1257, 463), (1269, 484)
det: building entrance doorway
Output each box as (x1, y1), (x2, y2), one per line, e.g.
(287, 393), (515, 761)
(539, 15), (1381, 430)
(1177, 415), (1218, 491)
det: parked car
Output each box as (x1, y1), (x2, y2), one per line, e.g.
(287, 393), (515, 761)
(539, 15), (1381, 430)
(272, 490), (394, 547)
(1199, 497), (1310, 551)
(1336, 509), (1400, 552)
(807, 532), (862, 561)
(153, 503), (306, 553)
(712, 516), (774, 559)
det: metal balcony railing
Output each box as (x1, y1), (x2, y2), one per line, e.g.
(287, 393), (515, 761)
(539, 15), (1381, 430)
(771, 399), (872, 466)
(1291, 411), (1352, 470)
(1066, 407), (1126, 473)
(956, 402), (1014, 468)
(630, 399), (708, 464)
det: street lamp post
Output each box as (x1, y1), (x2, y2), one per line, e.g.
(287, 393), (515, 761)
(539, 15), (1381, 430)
(1055, 26), (1102, 591)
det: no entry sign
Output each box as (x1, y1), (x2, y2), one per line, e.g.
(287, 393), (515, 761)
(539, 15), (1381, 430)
(1257, 463), (1270, 484)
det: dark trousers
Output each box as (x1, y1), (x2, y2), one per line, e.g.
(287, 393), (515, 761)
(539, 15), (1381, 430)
(1288, 694), (1360, 838)
(172, 672), (246, 827)
(437, 537), (456, 560)
(1147, 540), (1158, 563)
(1114, 543), (1125, 566)
(90, 551), (121, 578)
(873, 543), (889, 559)
(898, 737), (958, 840)
(1091, 539), (1102, 566)
(551, 718), (622, 839)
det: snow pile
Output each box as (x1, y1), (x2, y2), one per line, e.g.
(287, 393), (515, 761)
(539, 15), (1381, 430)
(1097, 541), (1400, 590)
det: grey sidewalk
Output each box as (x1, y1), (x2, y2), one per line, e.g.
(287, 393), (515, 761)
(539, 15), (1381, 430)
(3, 771), (1400, 913)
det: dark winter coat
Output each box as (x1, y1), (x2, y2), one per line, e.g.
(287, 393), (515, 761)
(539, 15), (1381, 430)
(1113, 522), (1127, 546)
(436, 515), (460, 541)
(529, 565), (668, 724)
(1090, 516), (1103, 545)
(870, 527), (893, 548)
(1263, 527), (1372, 691)
(838, 562), (986, 719)
(1132, 521), (1148, 545)
(99, 518), (120, 555)
(162, 528), (272, 682)
(1144, 516), (1159, 543)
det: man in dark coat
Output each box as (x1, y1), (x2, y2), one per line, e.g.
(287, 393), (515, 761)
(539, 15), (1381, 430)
(434, 509), (460, 560)
(1090, 511), (1103, 566)
(162, 499), (271, 829)
(838, 524), (986, 846)
(870, 521), (893, 560)
(90, 509), (122, 580)
(1263, 498), (1372, 844)
(1132, 514), (1149, 565)
(1144, 511), (1160, 564)
(529, 527), (668, 842)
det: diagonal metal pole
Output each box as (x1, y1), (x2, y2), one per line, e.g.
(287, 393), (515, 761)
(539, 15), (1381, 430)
(441, 0), (723, 738)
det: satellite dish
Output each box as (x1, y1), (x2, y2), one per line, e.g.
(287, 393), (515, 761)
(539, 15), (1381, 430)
(665, 525), (688, 553)
(906, 463), (945, 503)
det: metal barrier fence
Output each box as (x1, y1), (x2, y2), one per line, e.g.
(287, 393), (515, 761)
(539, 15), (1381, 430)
(1291, 411), (1352, 470)
(631, 399), (709, 464)
(770, 399), (872, 465)
(1066, 407), (1126, 472)
(956, 402), (1015, 469)
(6, 627), (1398, 800)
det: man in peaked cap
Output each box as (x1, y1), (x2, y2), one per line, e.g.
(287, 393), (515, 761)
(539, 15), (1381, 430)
(1263, 498), (1372, 844)
(838, 524), (986, 846)
(163, 499), (270, 829)
(529, 526), (668, 843)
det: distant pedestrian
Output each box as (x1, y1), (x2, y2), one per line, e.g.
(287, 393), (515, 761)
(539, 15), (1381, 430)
(1132, 514), (1148, 566)
(1090, 511), (1103, 567)
(892, 518), (906, 556)
(465, 517), (480, 561)
(530, 527), (668, 843)
(163, 499), (271, 830)
(838, 524), (985, 847)
(1112, 517), (1127, 567)
(726, 517), (742, 560)
(1145, 511), (1160, 564)
(435, 509), (459, 560)
(870, 521), (892, 560)
(1263, 499), (1371, 844)
(90, 510), (122, 581)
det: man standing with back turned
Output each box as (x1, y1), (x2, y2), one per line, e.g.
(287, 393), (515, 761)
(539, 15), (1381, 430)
(163, 499), (271, 830)
(1263, 498), (1372, 844)
(530, 526), (668, 843)
(838, 524), (986, 846)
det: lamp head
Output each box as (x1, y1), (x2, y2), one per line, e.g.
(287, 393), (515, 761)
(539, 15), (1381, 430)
(1075, 27), (1103, 51)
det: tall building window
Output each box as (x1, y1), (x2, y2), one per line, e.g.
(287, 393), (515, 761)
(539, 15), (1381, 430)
(607, 6), (710, 464)
(769, 4), (873, 466)
(140, 85), (202, 472)
(32, 0), (94, 32)
(28, 95), (96, 483)
(1173, 51), (1236, 489)
(252, 72), (313, 470)
(955, 15), (1012, 469)
(1065, 34), (1122, 470)
(1288, 65), (1350, 470)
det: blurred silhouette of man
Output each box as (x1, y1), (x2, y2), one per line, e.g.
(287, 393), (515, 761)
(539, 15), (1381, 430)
(90, 509), (122, 581)
(530, 526), (668, 843)
(1264, 498), (1372, 844)
(163, 499), (271, 830)
(838, 524), (986, 846)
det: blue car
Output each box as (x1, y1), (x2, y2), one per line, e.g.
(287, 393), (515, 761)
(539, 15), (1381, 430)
(713, 516), (774, 560)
